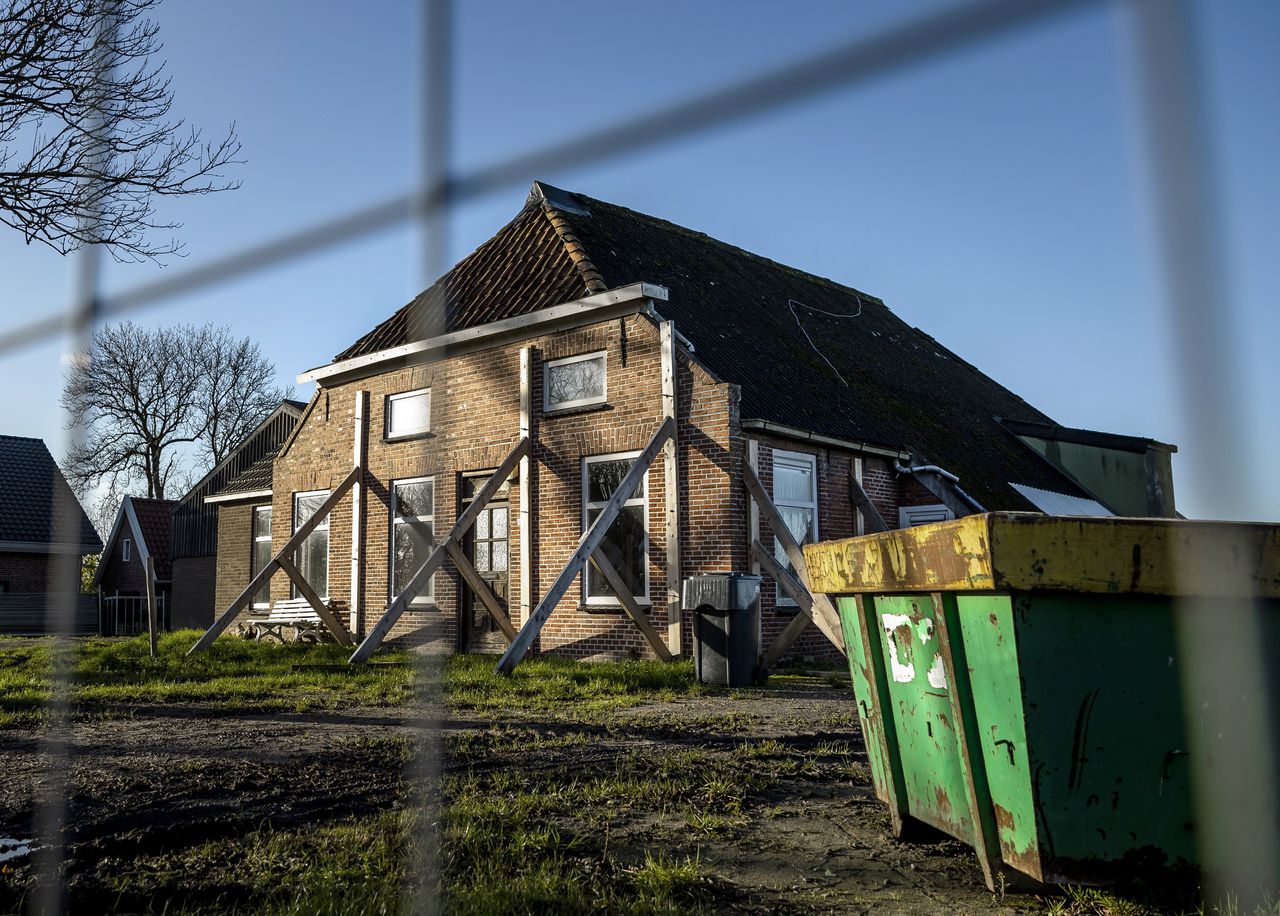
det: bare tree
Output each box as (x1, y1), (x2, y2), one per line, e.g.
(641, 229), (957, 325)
(60, 321), (286, 500)
(0, 0), (241, 261)
(192, 323), (292, 466)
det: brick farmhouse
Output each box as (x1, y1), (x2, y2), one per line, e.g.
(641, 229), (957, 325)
(201, 182), (1176, 664)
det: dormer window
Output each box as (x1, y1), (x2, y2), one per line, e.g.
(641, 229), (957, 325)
(544, 351), (606, 411)
(385, 388), (430, 439)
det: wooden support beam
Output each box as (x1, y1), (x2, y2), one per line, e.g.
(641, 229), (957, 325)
(589, 551), (672, 662)
(742, 461), (845, 655)
(752, 540), (822, 672)
(350, 437), (530, 664)
(496, 417), (675, 675)
(277, 554), (353, 646)
(909, 468), (976, 519)
(444, 539), (516, 641)
(190, 465), (360, 654)
(350, 390), (368, 637)
(660, 321), (682, 656)
(519, 347), (534, 626)
(849, 465), (889, 533)
(145, 555), (158, 658)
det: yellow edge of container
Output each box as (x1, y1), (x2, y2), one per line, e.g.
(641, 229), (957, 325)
(803, 512), (1280, 599)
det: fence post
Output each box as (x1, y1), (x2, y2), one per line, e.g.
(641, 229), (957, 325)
(146, 556), (158, 657)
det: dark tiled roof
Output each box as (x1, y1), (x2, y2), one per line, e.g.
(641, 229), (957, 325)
(129, 498), (176, 580)
(333, 182), (1107, 511)
(0, 435), (102, 551)
(217, 455), (275, 497)
(335, 203), (593, 361)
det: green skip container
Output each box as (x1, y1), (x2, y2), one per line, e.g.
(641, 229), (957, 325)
(803, 513), (1280, 890)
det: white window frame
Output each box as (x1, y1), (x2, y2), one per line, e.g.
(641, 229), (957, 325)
(581, 450), (649, 607)
(391, 475), (435, 606)
(384, 388), (431, 440)
(773, 450), (819, 607)
(122, 538), (132, 562)
(898, 504), (954, 528)
(292, 489), (330, 600)
(544, 350), (608, 412)
(251, 505), (272, 609)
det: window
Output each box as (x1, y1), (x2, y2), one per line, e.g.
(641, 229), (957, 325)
(772, 451), (818, 607)
(391, 477), (435, 605)
(293, 491), (330, 598)
(582, 452), (648, 605)
(385, 388), (430, 439)
(899, 504), (954, 528)
(251, 506), (272, 608)
(545, 351), (607, 411)
(122, 538), (132, 562)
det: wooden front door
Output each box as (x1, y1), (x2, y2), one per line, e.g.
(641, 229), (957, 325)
(459, 473), (511, 652)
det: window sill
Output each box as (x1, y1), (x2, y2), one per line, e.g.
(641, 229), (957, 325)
(543, 402), (612, 420)
(384, 430), (434, 444)
(580, 601), (652, 615)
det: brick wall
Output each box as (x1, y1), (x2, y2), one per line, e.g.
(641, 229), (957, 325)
(170, 555), (215, 630)
(0, 552), (53, 593)
(213, 501), (261, 629)
(232, 313), (742, 661)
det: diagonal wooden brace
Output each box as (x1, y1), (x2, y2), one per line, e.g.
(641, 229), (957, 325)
(189, 465), (360, 654)
(277, 554), (353, 646)
(752, 540), (836, 672)
(349, 437), (529, 664)
(742, 462), (845, 657)
(444, 539), (516, 641)
(589, 550), (672, 662)
(496, 417), (675, 675)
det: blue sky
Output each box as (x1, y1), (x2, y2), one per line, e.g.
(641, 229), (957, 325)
(0, 0), (1275, 520)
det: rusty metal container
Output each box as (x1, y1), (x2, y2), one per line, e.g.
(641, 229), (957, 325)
(804, 513), (1280, 889)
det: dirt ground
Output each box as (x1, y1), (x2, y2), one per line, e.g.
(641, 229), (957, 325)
(0, 670), (1048, 914)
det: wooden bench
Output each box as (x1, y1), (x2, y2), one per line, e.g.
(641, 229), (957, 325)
(243, 598), (332, 643)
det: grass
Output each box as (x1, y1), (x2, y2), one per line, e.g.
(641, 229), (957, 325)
(442, 651), (704, 717)
(0, 630), (413, 725)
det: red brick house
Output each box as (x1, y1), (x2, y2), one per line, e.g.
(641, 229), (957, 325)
(199, 182), (1176, 666)
(94, 496), (176, 634)
(0, 435), (102, 633)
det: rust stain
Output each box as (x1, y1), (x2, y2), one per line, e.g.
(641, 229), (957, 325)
(994, 804), (1016, 832)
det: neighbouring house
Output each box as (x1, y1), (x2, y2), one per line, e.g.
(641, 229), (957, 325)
(94, 496), (176, 635)
(203, 181), (1177, 666)
(169, 400), (306, 629)
(0, 435), (102, 634)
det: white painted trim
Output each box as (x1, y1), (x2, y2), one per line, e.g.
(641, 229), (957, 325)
(296, 283), (667, 386)
(772, 450), (819, 607)
(292, 490), (331, 600)
(204, 488), (273, 505)
(384, 387), (431, 439)
(543, 350), (607, 411)
(582, 450), (651, 607)
(251, 505), (273, 610)
(741, 419), (908, 460)
(390, 476), (436, 606)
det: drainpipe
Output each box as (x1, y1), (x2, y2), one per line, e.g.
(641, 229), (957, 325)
(895, 461), (987, 514)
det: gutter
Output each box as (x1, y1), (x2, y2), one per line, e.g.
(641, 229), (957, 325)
(0, 540), (101, 555)
(741, 419), (909, 461)
(298, 282), (669, 387)
(204, 488), (273, 505)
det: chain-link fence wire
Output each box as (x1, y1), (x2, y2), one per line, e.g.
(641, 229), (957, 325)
(5, 0), (1272, 910)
